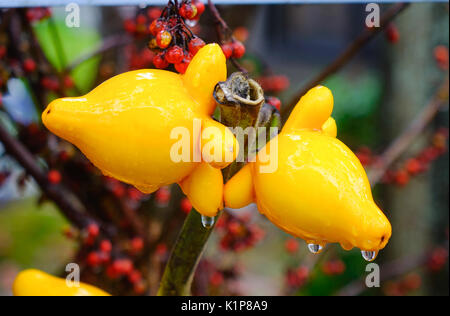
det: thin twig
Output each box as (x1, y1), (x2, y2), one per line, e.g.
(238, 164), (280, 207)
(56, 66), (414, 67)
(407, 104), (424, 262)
(368, 77), (449, 185)
(335, 252), (428, 296)
(0, 124), (111, 234)
(282, 2), (410, 119)
(207, 0), (248, 75)
(66, 34), (133, 72)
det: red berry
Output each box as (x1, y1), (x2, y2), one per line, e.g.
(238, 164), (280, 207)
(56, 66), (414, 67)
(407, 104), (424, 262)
(47, 169), (61, 184)
(149, 19), (166, 36)
(155, 187), (171, 204)
(210, 271), (224, 287)
(285, 238), (299, 254)
(156, 243), (167, 256)
(232, 41), (246, 59)
(267, 97), (281, 111)
(405, 158), (422, 175)
(136, 14), (147, 25)
(128, 187), (143, 201)
(153, 53), (169, 69)
(87, 223), (100, 239)
(194, 1), (205, 16)
(434, 45), (449, 70)
(180, 197), (192, 214)
(23, 58), (37, 72)
(113, 258), (133, 275)
(133, 281), (146, 294)
(188, 37), (206, 55)
(156, 30), (172, 49)
(233, 27), (249, 43)
(175, 61), (189, 74)
(394, 169), (409, 186)
(221, 44), (233, 59)
(147, 8), (162, 20)
(63, 76), (74, 89)
(130, 237), (144, 253)
(180, 4), (198, 20)
(87, 252), (101, 267)
(128, 270), (142, 284)
(124, 19), (137, 33)
(385, 23), (400, 44)
(165, 46), (184, 64)
(106, 265), (120, 279)
(100, 240), (112, 253)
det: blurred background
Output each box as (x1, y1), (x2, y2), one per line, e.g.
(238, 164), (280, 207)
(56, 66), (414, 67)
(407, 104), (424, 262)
(0, 1), (448, 296)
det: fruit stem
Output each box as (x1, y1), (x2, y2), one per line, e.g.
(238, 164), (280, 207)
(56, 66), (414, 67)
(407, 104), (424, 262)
(158, 73), (269, 296)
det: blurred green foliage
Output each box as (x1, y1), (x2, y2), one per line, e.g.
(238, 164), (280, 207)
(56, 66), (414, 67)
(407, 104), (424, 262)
(0, 199), (75, 270)
(325, 72), (383, 147)
(33, 19), (101, 94)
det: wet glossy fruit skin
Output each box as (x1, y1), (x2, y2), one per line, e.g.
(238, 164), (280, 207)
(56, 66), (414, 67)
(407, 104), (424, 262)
(13, 269), (110, 296)
(42, 44), (237, 217)
(224, 86), (392, 252)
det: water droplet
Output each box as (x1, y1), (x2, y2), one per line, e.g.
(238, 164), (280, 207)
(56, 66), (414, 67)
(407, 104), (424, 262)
(307, 243), (323, 254)
(201, 215), (215, 229)
(186, 19), (198, 27)
(361, 250), (378, 262)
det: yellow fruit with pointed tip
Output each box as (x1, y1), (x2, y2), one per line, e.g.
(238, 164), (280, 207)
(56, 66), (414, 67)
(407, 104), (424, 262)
(224, 86), (391, 253)
(13, 269), (110, 296)
(42, 44), (238, 217)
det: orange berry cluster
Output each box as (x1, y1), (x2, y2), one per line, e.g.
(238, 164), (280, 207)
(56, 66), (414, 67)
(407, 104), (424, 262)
(144, 1), (206, 74)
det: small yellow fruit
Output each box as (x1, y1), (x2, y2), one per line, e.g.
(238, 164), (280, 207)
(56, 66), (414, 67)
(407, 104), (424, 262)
(13, 269), (110, 296)
(224, 86), (391, 253)
(42, 44), (237, 217)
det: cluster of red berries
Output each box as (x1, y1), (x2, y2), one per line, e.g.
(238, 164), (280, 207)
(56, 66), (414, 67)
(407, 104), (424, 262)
(356, 128), (448, 186)
(257, 75), (290, 93)
(25, 8), (52, 23)
(194, 259), (242, 295)
(220, 40), (246, 60)
(103, 176), (148, 203)
(144, 1), (206, 73)
(427, 247), (448, 272)
(80, 222), (147, 294)
(322, 259), (346, 276)
(127, 46), (154, 70)
(286, 266), (310, 288)
(216, 212), (265, 252)
(383, 273), (422, 296)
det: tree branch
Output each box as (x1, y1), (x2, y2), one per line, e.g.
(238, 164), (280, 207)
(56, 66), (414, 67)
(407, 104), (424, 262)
(281, 2), (410, 119)
(368, 77), (449, 185)
(0, 124), (110, 234)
